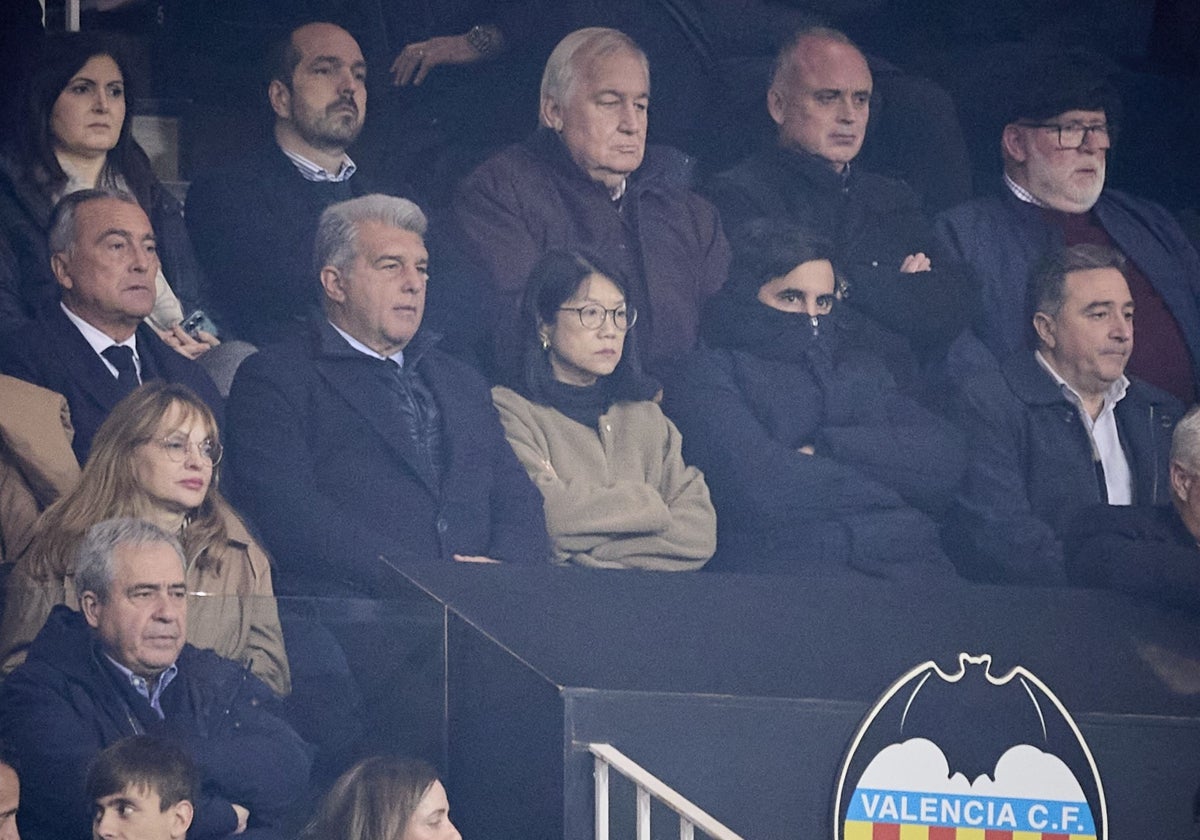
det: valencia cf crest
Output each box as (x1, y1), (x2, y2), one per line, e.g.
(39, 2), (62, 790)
(835, 653), (1106, 839)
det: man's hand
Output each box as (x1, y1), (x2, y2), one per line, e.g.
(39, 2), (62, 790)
(899, 252), (932, 273)
(158, 324), (220, 359)
(231, 804), (250, 834)
(391, 35), (480, 86)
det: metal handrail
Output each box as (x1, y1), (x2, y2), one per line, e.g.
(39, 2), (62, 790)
(588, 743), (745, 840)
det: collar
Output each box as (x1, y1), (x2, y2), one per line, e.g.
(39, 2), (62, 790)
(1035, 349), (1129, 411)
(316, 317), (440, 369)
(61, 301), (139, 362)
(1004, 172), (1048, 208)
(772, 144), (855, 191)
(280, 146), (357, 183)
(328, 320), (406, 368)
(104, 653), (179, 701)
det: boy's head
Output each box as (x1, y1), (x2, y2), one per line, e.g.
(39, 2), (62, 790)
(86, 737), (196, 840)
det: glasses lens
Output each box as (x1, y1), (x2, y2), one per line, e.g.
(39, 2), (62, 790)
(579, 304), (605, 329)
(202, 440), (223, 465)
(623, 306), (637, 329)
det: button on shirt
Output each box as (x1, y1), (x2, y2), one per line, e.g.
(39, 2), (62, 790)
(1036, 350), (1133, 504)
(105, 655), (179, 719)
(62, 302), (142, 381)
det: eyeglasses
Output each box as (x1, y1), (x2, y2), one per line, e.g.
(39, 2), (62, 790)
(559, 303), (638, 331)
(148, 436), (223, 466)
(1017, 121), (1112, 150)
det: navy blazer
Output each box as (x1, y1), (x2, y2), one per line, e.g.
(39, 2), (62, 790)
(224, 320), (549, 594)
(0, 303), (224, 463)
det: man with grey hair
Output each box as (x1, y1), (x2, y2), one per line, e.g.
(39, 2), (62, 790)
(226, 194), (548, 594)
(0, 518), (309, 840)
(454, 26), (729, 380)
(950, 244), (1181, 586)
(1067, 404), (1200, 610)
(0, 189), (222, 463)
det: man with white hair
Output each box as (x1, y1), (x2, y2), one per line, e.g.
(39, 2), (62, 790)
(936, 51), (1200, 403)
(454, 27), (729, 380)
(226, 194), (548, 594)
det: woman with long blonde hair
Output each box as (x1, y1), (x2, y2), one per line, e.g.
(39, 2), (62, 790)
(0, 381), (290, 695)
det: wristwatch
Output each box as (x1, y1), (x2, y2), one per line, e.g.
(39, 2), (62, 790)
(466, 25), (502, 58)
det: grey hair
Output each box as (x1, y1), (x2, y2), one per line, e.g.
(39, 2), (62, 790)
(539, 27), (648, 116)
(75, 517), (185, 604)
(48, 188), (141, 255)
(1032, 243), (1128, 318)
(314, 193), (428, 277)
(1172, 405), (1200, 469)
(770, 25), (861, 89)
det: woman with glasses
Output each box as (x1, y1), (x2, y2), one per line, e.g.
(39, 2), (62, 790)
(492, 250), (715, 570)
(0, 381), (290, 696)
(663, 220), (964, 577)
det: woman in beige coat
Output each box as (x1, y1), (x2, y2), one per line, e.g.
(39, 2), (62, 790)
(493, 251), (716, 571)
(0, 381), (290, 695)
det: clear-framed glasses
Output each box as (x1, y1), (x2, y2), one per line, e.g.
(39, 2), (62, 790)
(559, 303), (638, 331)
(1017, 121), (1112, 150)
(149, 436), (223, 466)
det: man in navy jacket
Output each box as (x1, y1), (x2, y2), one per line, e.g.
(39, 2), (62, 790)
(951, 245), (1182, 585)
(225, 195), (548, 594)
(0, 518), (309, 840)
(0, 190), (222, 464)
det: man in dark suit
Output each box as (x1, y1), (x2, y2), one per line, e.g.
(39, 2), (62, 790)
(225, 194), (548, 594)
(0, 189), (222, 464)
(185, 22), (373, 346)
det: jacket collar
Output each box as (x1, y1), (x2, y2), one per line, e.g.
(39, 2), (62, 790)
(524, 127), (692, 194)
(1000, 351), (1075, 406)
(768, 144), (856, 193)
(311, 316), (441, 369)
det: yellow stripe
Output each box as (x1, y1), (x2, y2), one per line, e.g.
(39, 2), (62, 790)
(843, 821), (874, 840)
(899, 825), (929, 839)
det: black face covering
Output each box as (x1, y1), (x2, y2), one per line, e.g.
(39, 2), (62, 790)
(701, 288), (842, 368)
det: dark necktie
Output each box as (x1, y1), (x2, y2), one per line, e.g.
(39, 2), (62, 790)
(101, 344), (139, 397)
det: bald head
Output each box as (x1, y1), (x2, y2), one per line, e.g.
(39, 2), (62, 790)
(768, 30), (872, 171)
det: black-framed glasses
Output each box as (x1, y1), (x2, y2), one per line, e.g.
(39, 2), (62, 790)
(1017, 121), (1111, 150)
(559, 303), (637, 331)
(148, 436), (223, 466)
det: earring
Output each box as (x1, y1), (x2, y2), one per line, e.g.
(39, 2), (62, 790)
(541, 336), (550, 351)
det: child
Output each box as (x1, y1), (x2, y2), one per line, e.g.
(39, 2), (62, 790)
(86, 737), (195, 840)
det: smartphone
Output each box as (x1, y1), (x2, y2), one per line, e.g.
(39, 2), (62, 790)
(179, 309), (218, 339)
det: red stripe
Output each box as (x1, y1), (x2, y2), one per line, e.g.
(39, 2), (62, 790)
(1042, 835), (1068, 840)
(984, 832), (1012, 840)
(929, 827), (957, 840)
(873, 824), (900, 840)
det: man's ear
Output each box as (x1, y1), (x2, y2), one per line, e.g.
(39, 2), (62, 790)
(767, 84), (787, 128)
(268, 79), (292, 121)
(1032, 310), (1057, 350)
(80, 591), (102, 629)
(51, 251), (73, 291)
(320, 266), (346, 304)
(168, 800), (194, 839)
(1171, 461), (1191, 503)
(1001, 123), (1028, 164)
(539, 95), (563, 132)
